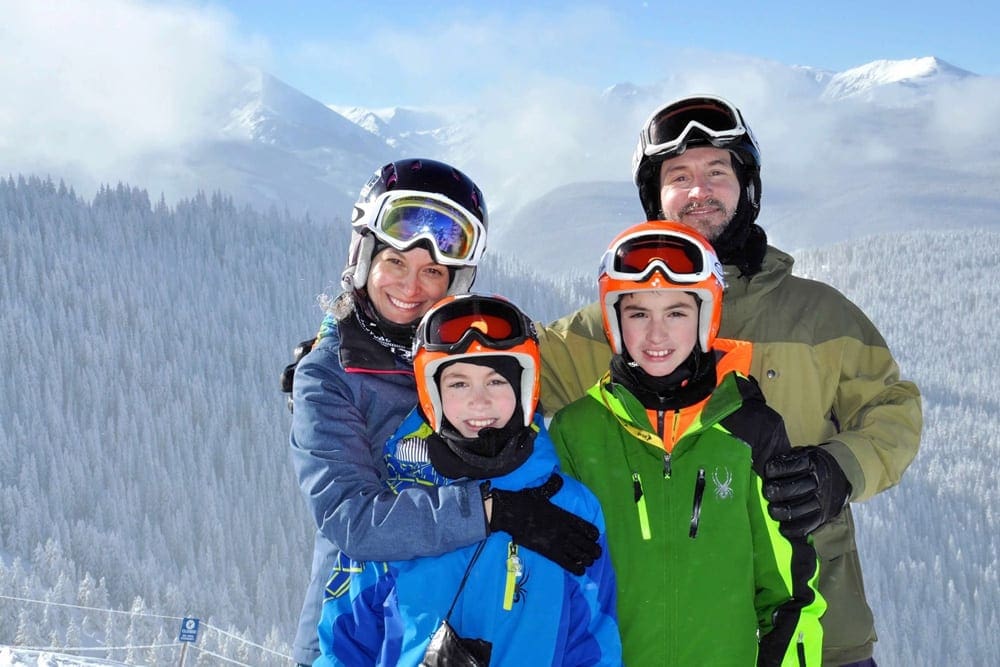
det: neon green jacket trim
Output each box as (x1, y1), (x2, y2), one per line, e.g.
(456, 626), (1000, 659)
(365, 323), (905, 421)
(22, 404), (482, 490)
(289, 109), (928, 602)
(551, 369), (825, 666)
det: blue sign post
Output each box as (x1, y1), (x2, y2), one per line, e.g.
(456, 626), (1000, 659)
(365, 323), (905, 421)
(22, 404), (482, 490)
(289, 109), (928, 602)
(177, 617), (200, 667)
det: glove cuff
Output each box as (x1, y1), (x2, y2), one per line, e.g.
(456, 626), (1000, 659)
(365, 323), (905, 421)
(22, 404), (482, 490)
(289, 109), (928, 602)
(813, 445), (852, 515)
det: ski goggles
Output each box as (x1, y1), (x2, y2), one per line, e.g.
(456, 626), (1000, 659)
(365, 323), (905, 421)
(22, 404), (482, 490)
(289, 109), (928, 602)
(366, 190), (486, 266)
(418, 294), (536, 355)
(600, 229), (718, 284)
(637, 95), (749, 158)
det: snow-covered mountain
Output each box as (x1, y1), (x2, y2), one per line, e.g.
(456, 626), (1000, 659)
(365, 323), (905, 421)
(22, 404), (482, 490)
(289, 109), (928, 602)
(490, 56), (999, 270)
(313, 56), (999, 274)
(328, 104), (472, 157)
(10, 54), (994, 257)
(821, 56), (974, 101)
(124, 65), (396, 221)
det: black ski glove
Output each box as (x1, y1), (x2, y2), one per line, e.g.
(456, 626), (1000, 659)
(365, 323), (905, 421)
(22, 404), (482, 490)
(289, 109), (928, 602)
(762, 445), (852, 537)
(485, 473), (601, 576)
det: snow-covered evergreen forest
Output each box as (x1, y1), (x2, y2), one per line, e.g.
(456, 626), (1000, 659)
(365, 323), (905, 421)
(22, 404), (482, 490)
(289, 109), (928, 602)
(0, 175), (589, 665)
(1, 175), (997, 665)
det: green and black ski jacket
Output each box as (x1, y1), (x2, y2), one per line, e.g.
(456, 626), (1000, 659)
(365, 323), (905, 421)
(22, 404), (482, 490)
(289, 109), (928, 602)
(550, 342), (825, 666)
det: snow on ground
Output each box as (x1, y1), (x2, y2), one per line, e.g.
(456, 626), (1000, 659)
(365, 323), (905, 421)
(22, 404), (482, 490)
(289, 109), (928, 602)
(0, 646), (127, 667)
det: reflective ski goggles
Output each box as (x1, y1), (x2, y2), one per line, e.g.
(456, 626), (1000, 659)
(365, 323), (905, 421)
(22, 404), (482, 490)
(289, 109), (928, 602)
(366, 190), (486, 266)
(637, 95), (749, 158)
(600, 229), (718, 284)
(417, 294), (536, 355)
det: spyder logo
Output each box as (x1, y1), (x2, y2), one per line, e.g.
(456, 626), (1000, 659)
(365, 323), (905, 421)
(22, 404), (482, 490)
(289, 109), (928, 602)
(712, 467), (734, 500)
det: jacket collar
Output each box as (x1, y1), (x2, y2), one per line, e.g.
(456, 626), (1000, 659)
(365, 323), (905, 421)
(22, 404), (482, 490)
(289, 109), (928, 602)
(589, 346), (749, 452)
(336, 311), (411, 372)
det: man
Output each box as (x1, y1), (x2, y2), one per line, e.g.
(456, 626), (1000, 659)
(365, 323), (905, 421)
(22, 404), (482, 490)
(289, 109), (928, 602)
(537, 94), (922, 666)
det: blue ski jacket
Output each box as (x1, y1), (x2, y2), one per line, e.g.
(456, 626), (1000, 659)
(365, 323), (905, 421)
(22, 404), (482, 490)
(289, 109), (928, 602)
(289, 312), (489, 665)
(315, 408), (623, 667)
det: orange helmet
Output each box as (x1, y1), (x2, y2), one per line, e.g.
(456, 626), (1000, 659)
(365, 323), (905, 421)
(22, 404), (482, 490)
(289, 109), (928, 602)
(599, 221), (726, 355)
(413, 294), (540, 432)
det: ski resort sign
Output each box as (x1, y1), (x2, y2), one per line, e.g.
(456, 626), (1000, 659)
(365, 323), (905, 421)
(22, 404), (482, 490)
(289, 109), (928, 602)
(178, 617), (200, 643)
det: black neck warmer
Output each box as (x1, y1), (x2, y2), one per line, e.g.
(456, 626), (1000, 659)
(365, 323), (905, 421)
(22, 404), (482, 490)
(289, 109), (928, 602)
(353, 292), (417, 363)
(610, 349), (717, 411)
(711, 167), (768, 278)
(426, 407), (536, 480)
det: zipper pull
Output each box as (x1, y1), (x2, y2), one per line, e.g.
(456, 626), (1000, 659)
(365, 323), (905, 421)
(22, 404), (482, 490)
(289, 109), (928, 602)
(663, 452), (672, 479)
(503, 541), (522, 610)
(689, 468), (706, 539)
(632, 472), (652, 541)
(797, 631), (807, 667)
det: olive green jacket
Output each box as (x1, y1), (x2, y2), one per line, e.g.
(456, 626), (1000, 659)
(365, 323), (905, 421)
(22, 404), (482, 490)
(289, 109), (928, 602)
(538, 245), (922, 665)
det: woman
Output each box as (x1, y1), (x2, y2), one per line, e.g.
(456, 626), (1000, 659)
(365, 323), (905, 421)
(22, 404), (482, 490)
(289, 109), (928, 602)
(289, 159), (601, 666)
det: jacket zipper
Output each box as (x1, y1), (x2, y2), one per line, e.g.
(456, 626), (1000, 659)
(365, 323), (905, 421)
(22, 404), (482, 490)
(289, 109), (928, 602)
(632, 472), (652, 540)
(797, 631), (806, 667)
(656, 410), (672, 478)
(503, 541), (522, 610)
(689, 468), (706, 538)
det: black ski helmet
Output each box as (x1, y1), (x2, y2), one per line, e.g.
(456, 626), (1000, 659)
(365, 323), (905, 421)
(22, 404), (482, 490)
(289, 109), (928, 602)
(632, 95), (762, 224)
(342, 158), (489, 297)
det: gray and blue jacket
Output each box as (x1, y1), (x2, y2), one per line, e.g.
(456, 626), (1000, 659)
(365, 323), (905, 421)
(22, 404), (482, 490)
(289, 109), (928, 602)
(289, 312), (488, 665)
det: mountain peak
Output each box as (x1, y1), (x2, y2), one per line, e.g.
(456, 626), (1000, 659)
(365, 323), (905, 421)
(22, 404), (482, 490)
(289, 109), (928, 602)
(823, 56), (974, 100)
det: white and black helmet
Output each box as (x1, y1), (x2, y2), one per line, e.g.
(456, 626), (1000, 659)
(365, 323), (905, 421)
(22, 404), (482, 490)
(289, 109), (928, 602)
(342, 158), (489, 297)
(632, 94), (761, 223)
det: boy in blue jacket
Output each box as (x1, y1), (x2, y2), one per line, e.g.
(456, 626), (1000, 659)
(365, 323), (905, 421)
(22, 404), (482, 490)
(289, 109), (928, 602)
(316, 294), (622, 666)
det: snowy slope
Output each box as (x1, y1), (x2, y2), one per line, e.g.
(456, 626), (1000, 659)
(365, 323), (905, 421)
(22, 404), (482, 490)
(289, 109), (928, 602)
(328, 104), (472, 159)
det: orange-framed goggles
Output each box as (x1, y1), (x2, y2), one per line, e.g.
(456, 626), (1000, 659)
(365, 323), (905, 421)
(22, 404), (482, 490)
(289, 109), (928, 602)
(416, 293), (536, 355)
(599, 228), (719, 285)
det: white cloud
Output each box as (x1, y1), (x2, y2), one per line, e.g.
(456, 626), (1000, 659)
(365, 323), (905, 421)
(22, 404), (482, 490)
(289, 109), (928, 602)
(0, 0), (237, 186)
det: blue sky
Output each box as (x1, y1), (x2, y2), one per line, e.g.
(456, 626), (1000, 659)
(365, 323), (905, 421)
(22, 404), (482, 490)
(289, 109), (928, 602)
(188, 0), (996, 107)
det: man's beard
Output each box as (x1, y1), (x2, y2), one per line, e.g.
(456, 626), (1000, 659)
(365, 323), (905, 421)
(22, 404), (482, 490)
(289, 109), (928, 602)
(677, 199), (735, 241)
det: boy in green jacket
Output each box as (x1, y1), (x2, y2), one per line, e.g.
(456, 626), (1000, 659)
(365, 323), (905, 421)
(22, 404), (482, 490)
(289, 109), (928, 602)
(549, 220), (825, 666)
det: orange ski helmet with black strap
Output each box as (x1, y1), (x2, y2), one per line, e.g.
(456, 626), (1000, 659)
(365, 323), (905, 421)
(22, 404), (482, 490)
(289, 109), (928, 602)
(413, 294), (540, 432)
(599, 220), (726, 355)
